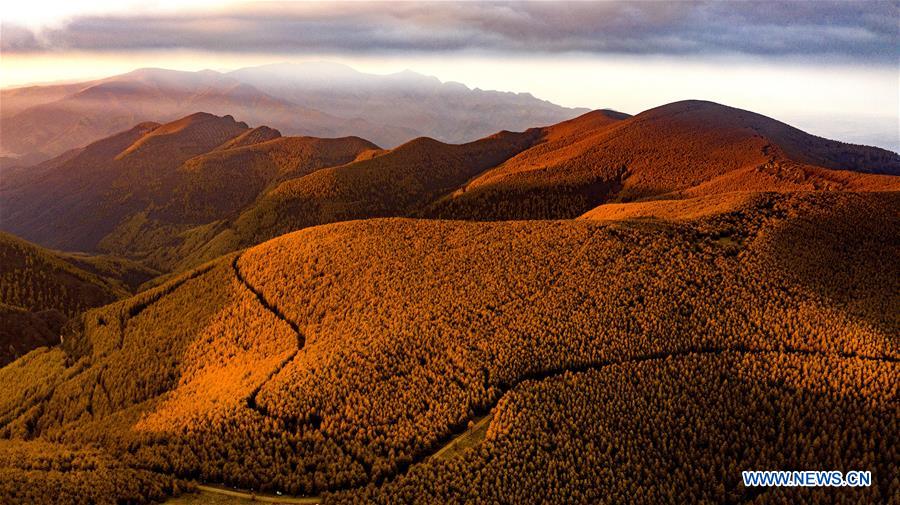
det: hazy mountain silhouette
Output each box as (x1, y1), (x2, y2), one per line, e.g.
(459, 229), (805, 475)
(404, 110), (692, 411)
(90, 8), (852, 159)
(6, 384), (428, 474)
(0, 64), (586, 164)
(228, 61), (590, 145)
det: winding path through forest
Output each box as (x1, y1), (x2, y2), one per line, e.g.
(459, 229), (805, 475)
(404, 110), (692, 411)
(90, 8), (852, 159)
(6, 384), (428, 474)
(180, 341), (896, 503)
(200, 250), (900, 503)
(231, 255), (304, 414)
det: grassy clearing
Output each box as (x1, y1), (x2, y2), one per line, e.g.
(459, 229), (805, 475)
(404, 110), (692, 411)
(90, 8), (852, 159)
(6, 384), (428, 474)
(430, 412), (494, 461)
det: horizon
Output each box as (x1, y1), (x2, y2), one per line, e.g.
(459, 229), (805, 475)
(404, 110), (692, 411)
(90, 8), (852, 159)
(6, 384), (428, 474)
(3, 59), (898, 153)
(2, 1), (898, 151)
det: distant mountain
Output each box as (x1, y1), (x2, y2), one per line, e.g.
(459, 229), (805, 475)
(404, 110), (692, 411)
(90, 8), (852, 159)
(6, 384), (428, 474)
(0, 64), (586, 163)
(425, 100), (900, 220)
(3, 101), (896, 273)
(216, 101), (897, 258)
(228, 61), (590, 145)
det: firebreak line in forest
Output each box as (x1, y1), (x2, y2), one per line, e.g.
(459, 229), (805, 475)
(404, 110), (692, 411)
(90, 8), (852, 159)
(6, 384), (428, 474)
(231, 252), (377, 477)
(192, 346), (897, 502)
(230, 254), (303, 415)
(195, 257), (900, 502)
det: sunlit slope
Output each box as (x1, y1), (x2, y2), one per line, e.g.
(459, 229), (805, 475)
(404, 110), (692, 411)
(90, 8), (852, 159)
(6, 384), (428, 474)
(426, 101), (900, 220)
(0, 191), (895, 500)
(580, 192), (759, 222)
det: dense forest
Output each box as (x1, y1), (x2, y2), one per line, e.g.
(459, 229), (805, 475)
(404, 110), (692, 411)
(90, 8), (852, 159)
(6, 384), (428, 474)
(1, 92), (898, 504)
(332, 352), (897, 504)
(0, 189), (896, 503)
(0, 233), (156, 366)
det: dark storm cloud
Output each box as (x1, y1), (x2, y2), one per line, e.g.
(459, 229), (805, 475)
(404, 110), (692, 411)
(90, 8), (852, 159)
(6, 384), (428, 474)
(3, 1), (897, 61)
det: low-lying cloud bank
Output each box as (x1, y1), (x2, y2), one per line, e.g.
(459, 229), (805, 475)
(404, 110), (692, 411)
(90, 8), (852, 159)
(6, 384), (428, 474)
(3, 1), (897, 62)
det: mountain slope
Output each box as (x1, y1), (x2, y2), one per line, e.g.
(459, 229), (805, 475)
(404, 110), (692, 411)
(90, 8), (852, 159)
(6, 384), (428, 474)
(425, 100), (900, 220)
(4, 102), (898, 276)
(224, 129), (544, 248)
(0, 191), (895, 502)
(0, 232), (157, 365)
(1, 113), (250, 252)
(0, 232), (129, 316)
(184, 102), (896, 267)
(0, 305), (66, 368)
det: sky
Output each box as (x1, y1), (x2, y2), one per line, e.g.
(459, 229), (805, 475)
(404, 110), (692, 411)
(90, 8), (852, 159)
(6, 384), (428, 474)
(2, 0), (898, 150)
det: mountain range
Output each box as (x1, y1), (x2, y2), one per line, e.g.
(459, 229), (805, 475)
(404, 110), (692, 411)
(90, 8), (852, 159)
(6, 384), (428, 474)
(0, 91), (898, 504)
(2, 100), (897, 272)
(0, 63), (587, 164)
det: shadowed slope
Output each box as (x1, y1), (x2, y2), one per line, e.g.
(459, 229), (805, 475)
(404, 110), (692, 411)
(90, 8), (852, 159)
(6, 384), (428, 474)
(157, 135), (380, 224)
(0, 305), (66, 368)
(0, 232), (128, 316)
(333, 351), (897, 504)
(0, 232), (156, 365)
(0, 114), (378, 270)
(219, 129), (545, 248)
(0, 113), (250, 252)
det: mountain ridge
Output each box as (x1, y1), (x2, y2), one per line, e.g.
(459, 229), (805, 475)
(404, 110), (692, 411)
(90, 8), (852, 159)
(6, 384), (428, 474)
(3, 100), (897, 273)
(0, 64), (587, 164)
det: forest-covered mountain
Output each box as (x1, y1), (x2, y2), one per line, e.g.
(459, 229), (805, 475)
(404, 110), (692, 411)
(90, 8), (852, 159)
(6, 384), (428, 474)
(3, 101), (897, 273)
(0, 100), (897, 504)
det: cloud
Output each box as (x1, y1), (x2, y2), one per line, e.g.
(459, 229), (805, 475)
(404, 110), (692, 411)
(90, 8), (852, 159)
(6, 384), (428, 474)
(3, 1), (897, 62)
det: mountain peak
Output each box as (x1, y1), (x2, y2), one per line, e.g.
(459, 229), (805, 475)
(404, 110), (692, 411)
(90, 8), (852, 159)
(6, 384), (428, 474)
(116, 112), (250, 160)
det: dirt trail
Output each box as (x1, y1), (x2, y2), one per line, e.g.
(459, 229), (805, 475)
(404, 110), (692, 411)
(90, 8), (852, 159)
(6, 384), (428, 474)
(172, 484), (321, 504)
